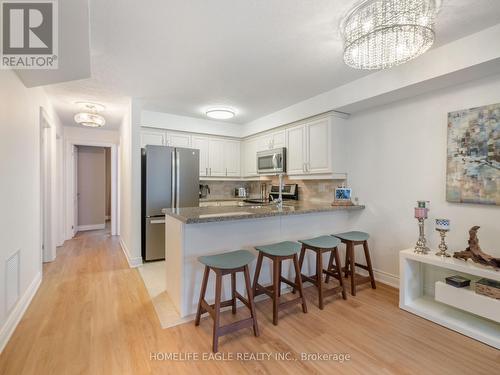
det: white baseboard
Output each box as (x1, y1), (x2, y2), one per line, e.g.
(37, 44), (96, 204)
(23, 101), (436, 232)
(119, 237), (143, 268)
(356, 267), (400, 289)
(373, 269), (399, 289)
(0, 272), (42, 354)
(77, 223), (105, 232)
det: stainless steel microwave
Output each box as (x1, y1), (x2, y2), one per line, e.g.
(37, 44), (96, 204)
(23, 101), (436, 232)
(257, 147), (286, 175)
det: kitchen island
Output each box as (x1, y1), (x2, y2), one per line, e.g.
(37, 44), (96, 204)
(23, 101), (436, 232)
(164, 202), (364, 318)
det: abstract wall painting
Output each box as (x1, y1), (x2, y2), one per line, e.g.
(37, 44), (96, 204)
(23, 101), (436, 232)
(446, 103), (499, 205)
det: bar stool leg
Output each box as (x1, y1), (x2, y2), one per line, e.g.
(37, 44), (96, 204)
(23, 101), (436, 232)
(316, 250), (324, 310)
(292, 246), (306, 294)
(195, 266), (210, 326)
(272, 258), (280, 325)
(252, 252), (263, 297)
(293, 254), (308, 313)
(348, 242), (356, 296)
(231, 272), (237, 314)
(325, 250), (334, 284)
(344, 248), (350, 278)
(277, 260), (282, 297)
(363, 240), (376, 289)
(333, 247), (347, 300)
(243, 265), (260, 337)
(212, 271), (222, 352)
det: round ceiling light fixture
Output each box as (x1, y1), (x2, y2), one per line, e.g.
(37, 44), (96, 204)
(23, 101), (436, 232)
(205, 107), (236, 120)
(341, 0), (440, 70)
(74, 102), (106, 128)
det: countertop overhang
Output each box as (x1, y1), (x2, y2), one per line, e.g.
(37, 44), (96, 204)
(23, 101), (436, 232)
(162, 202), (365, 224)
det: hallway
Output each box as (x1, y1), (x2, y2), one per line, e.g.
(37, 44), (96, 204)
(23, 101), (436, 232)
(0, 230), (498, 375)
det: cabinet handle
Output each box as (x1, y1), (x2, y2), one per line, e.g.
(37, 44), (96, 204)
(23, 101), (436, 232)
(206, 167), (208, 176)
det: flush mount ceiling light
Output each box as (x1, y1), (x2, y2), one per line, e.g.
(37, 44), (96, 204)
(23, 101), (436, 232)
(74, 102), (106, 128)
(341, 0), (439, 70)
(205, 107), (236, 120)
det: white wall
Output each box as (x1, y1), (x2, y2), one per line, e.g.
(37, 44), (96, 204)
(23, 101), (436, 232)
(346, 73), (500, 282)
(119, 100), (143, 267)
(0, 70), (62, 352)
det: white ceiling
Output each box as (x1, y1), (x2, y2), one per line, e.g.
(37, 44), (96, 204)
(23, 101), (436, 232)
(45, 0), (500, 129)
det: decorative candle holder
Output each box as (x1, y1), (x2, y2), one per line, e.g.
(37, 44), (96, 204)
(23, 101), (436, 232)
(435, 219), (451, 257)
(414, 201), (430, 254)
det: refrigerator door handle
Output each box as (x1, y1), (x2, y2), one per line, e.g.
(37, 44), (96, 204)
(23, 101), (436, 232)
(171, 150), (176, 209)
(176, 150), (180, 208)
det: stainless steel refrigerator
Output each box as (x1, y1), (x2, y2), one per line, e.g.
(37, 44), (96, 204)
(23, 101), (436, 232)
(141, 145), (199, 261)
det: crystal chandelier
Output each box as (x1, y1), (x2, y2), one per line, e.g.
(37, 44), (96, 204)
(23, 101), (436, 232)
(341, 0), (439, 70)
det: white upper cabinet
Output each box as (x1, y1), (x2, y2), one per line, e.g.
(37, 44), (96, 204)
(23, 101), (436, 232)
(257, 130), (286, 151)
(242, 137), (259, 177)
(224, 140), (241, 176)
(286, 125), (307, 175)
(208, 138), (227, 177)
(191, 136), (209, 176)
(166, 132), (191, 148)
(305, 118), (331, 174)
(141, 129), (166, 148)
(285, 116), (335, 177)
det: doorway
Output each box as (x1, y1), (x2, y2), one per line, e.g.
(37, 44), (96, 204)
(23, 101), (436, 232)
(65, 141), (118, 239)
(74, 146), (111, 232)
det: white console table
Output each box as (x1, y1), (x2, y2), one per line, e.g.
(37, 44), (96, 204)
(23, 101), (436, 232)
(399, 249), (500, 349)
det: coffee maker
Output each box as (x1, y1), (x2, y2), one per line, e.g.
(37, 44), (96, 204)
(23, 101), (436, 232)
(199, 184), (210, 198)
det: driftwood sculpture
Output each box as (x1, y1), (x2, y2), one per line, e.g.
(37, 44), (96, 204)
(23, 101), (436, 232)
(453, 226), (500, 270)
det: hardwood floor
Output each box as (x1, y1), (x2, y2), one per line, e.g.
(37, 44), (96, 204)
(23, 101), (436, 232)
(0, 229), (498, 374)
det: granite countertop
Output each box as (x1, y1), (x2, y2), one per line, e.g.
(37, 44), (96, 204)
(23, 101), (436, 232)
(162, 201), (365, 224)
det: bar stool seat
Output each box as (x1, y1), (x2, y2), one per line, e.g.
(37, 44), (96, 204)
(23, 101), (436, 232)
(255, 241), (302, 257)
(253, 241), (307, 325)
(299, 235), (341, 249)
(199, 250), (255, 269)
(333, 231), (376, 296)
(334, 231), (370, 242)
(296, 235), (346, 309)
(195, 250), (259, 352)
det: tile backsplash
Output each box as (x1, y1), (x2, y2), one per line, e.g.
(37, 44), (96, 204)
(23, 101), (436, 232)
(202, 178), (346, 202)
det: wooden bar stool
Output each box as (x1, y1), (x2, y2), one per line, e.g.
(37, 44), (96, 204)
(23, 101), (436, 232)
(296, 235), (347, 309)
(333, 231), (376, 296)
(195, 250), (259, 352)
(252, 241), (307, 325)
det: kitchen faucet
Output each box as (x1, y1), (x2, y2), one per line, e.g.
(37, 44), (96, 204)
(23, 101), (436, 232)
(274, 173), (284, 210)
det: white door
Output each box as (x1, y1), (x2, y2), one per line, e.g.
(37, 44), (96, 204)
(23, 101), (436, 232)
(286, 125), (306, 175)
(208, 138), (226, 176)
(192, 136), (210, 176)
(306, 118), (331, 174)
(73, 145), (78, 237)
(141, 130), (165, 147)
(167, 132), (191, 147)
(224, 140), (241, 177)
